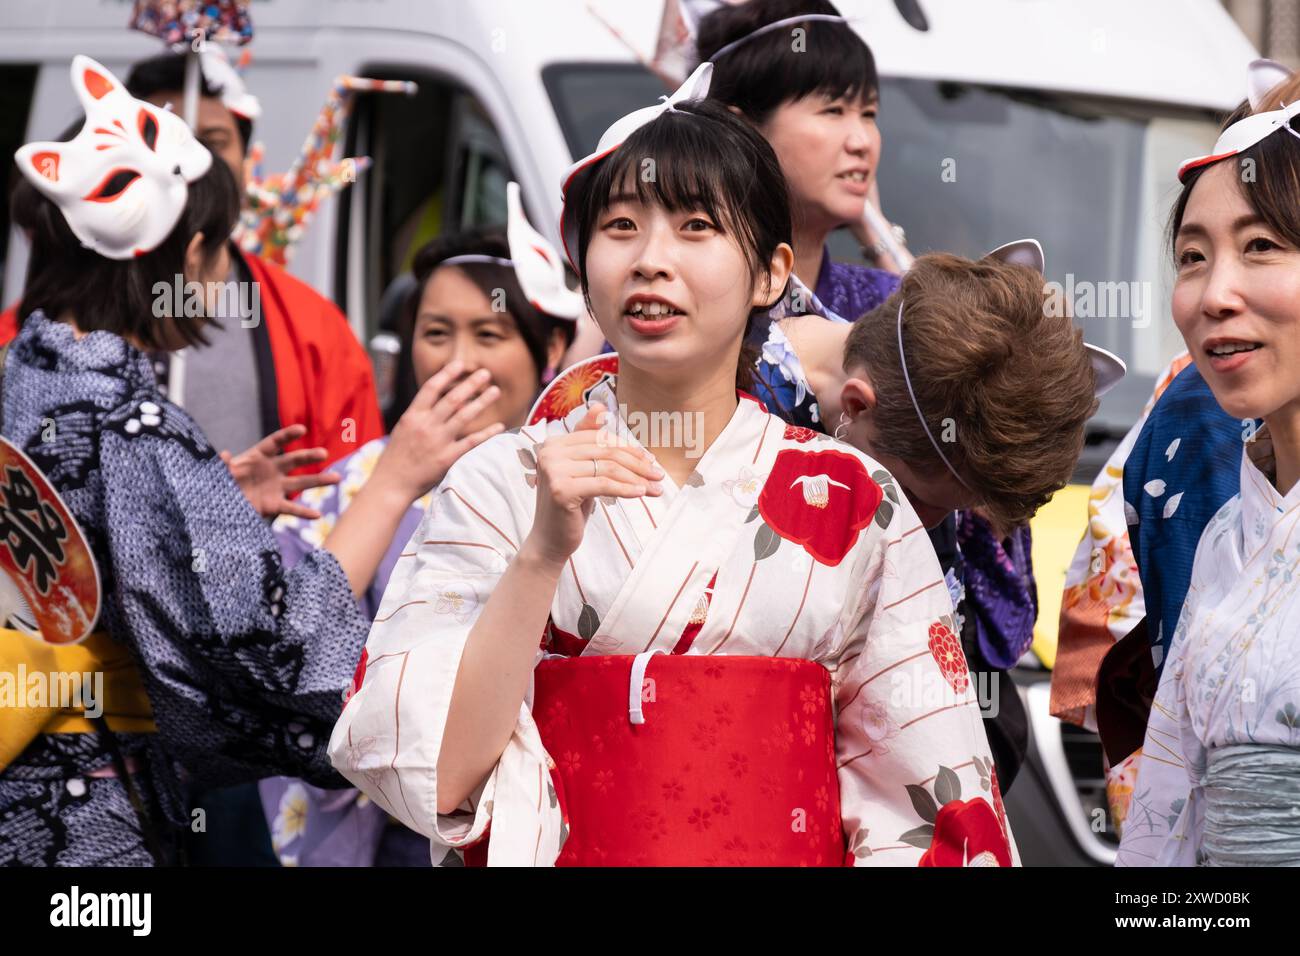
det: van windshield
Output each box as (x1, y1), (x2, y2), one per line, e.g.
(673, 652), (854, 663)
(545, 65), (1223, 469)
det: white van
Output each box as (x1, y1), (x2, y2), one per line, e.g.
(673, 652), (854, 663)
(0, 0), (1258, 866)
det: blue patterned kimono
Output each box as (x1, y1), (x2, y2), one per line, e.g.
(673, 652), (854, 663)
(1121, 362), (1243, 670)
(749, 251), (898, 426)
(0, 313), (369, 866)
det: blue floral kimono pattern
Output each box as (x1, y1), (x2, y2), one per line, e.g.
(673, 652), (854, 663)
(0, 313), (368, 866)
(749, 252), (899, 427)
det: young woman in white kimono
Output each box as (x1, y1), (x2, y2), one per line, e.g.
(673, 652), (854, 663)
(330, 65), (1016, 867)
(1115, 89), (1300, 866)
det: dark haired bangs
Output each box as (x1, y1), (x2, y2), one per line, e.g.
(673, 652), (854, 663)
(702, 18), (876, 121)
(1169, 121), (1300, 259)
(570, 98), (793, 390)
(575, 109), (765, 281)
(749, 20), (876, 105)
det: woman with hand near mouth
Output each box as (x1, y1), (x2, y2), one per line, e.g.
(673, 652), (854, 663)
(1116, 88), (1300, 867)
(274, 189), (579, 624)
(329, 68), (1015, 867)
(262, 188), (577, 868)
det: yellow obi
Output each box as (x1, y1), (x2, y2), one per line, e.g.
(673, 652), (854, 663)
(0, 627), (155, 771)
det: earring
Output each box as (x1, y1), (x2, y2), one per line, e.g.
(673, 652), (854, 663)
(541, 365), (557, 385)
(834, 412), (850, 441)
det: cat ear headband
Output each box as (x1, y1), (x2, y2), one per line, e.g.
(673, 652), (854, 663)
(895, 239), (1126, 491)
(984, 239), (1126, 397)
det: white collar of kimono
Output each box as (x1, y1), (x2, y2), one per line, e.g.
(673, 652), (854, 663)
(574, 373), (769, 494)
(14, 55), (212, 260)
(1238, 424), (1300, 555)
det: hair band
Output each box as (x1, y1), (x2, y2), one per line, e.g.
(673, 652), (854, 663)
(896, 298), (973, 492)
(707, 13), (853, 63)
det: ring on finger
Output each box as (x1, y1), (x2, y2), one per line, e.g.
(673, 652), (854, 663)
(592, 459), (600, 478)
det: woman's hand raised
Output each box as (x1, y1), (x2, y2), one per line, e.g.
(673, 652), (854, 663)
(221, 424), (339, 520)
(370, 359), (504, 504)
(325, 360), (503, 598)
(520, 403), (664, 569)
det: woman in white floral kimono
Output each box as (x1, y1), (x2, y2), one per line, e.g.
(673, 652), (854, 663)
(1116, 84), (1300, 866)
(329, 65), (1016, 866)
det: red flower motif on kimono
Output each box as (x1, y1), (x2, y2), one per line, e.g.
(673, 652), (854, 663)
(801, 720), (819, 746)
(918, 797), (1012, 867)
(928, 620), (969, 694)
(343, 648), (368, 705)
(783, 424), (818, 444)
(757, 448), (882, 567)
(593, 770), (616, 794)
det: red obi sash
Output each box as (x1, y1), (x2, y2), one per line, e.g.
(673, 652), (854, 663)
(466, 654), (847, 866)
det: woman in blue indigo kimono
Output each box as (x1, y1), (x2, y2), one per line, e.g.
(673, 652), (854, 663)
(0, 57), (497, 866)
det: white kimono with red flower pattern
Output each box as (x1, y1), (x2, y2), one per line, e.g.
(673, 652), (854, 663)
(328, 378), (1018, 866)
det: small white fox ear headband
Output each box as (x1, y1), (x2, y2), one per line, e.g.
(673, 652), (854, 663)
(558, 60), (715, 272)
(13, 55), (212, 260)
(892, 239), (1127, 492)
(1178, 58), (1299, 182)
(441, 181), (583, 322)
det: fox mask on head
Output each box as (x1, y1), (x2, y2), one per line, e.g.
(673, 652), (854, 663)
(15, 55), (212, 260)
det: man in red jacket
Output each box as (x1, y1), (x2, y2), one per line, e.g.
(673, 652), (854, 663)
(0, 52), (383, 475)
